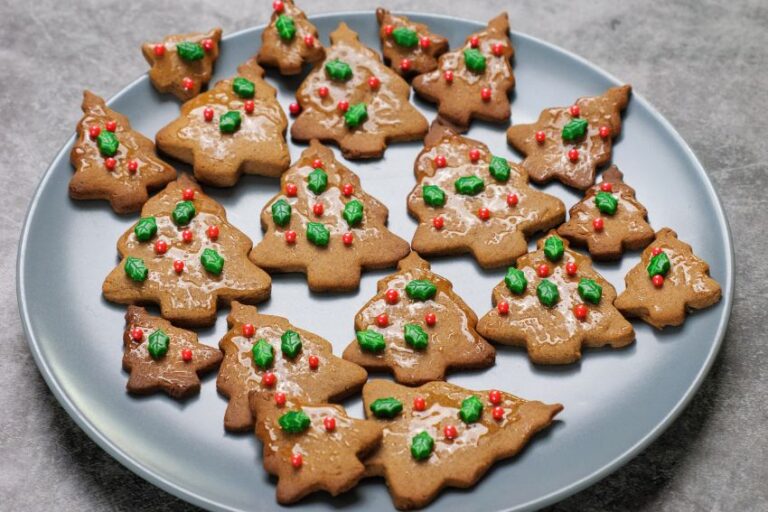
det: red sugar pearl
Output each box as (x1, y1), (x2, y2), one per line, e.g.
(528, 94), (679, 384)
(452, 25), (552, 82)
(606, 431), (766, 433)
(303, 34), (315, 47)
(88, 125), (101, 139)
(202, 38), (214, 52)
(535, 130), (546, 144)
(469, 148), (481, 162)
(337, 100), (349, 112)
(274, 392), (286, 406)
(536, 264), (550, 278)
(181, 348), (193, 362)
(432, 216), (444, 230)
(469, 35), (480, 48)
(272, 0), (284, 12)
(290, 453), (302, 468)
(285, 183), (297, 197)
(173, 260), (184, 273)
(600, 182), (613, 192)
(444, 425), (458, 440)
(492, 43), (504, 56)
(481, 87), (492, 101)
(242, 323), (255, 337)
(565, 261), (578, 276)
(317, 86), (329, 98)
(323, 416), (336, 431)
(492, 406), (505, 421)
(376, 313), (389, 328)
(182, 77), (194, 90)
(342, 232), (354, 246)
(289, 102), (301, 116)
(153, 44), (165, 57)
(313, 202), (324, 216)
(497, 301), (509, 315)
(568, 148), (580, 162)
(444, 70), (454, 83)
(652, 275), (665, 288)
(127, 160), (138, 173)
(154, 240), (168, 254)
(181, 230), (193, 243)
(434, 155), (447, 168)
(652, 247), (663, 256)
(285, 230), (297, 244)
(593, 217), (605, 231)
(599, 126), (611, 139)
(105, 120), (117, 132)
(182, 188), (195, 200)
(308, 355), (319, 369)
(104, 158), (116, 170)
(400, 58), (412, 72)
(262, 371), (277, 387)
(507, 193), (519, 207)
(312, 158), (323, 168)
(207, 225), (219, 240)
(425, 312), (437, 327)
(385, 289), (399, 304)
(244, 100), (255, 114)
(477, 207), (491, 221)
(419, 36), (431, 49)
(569, 104), (581, 117)
(488, 390), (502, 405)
(573, 304), (588, 320)
(368, 76), (381, 89)
(413, 397), (426, 411)
(383, 24), (394, 36)
(342, 183), (354, 196)
(130, 328), (143, 342)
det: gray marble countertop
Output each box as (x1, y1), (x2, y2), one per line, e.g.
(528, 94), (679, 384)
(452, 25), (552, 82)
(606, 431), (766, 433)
(2, 0), (766, 510)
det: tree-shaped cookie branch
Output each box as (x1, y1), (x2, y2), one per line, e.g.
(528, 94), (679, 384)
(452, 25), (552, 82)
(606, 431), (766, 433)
(249, 392), (381, 504)
(102, 175), (271, 327)
(376, 8), (449, 78)
(250, 140), (410, 292)
(477, 232), (635, 364)
(290, 23), (428, 159)
(343, 252), (495, 384)
(407, 122), (565, 269)
(256, 0), (325, 75)
(507, 85), (631, 190)
(412, 13), (515, 130)
(363, 380), (562, 510)
(122, 306), (222, 399)
(142, 28), (222, 101)
(615, 228), (721, 329)
(156, 58), (289, 187)
(558, 165), (654, 260)
(69, 91), (176, 213)
(217, 302), (368, 432)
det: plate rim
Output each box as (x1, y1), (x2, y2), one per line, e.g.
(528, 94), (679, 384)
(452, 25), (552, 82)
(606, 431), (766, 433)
(16, 10), (735, 512)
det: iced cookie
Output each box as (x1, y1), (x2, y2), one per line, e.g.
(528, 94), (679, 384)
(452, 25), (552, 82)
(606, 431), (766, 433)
(102, 175), (271, 327)
(69, 91), (176, 213)
(376, 8), (449, 78)
(256, 0), (325, 75)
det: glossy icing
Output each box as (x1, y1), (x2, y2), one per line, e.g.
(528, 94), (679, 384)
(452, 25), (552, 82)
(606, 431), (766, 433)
(376, 8), (449, 76)
(257, 0), (325, 74)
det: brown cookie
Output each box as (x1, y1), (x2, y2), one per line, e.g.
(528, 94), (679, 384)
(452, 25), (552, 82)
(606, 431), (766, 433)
(122, 306), (222, 399)
(476, 231), (635, 364)
(142, 28), (222, 101)
(412, 13), (515, 131)
(407, 122), (565, 269)
(155, 58), (290, 187)
(102, 175), (271, 327)
(249, 392), (382, 504)
(615, 228), (722, 329)
(362, 379), (562, 510)
(256, 0), (325, 75)
(249, 140), (411, 292)
(376, 8), (449, 78)
(506, 85), (631, 190)
(342, 252), (495, 384)
(217, 302), (368, 432)
(69, 91), (176, 214)
(557, 166), (654, 260)
(290, 23), (428, 159)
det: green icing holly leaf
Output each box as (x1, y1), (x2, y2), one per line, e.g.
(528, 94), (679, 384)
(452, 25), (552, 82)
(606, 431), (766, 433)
(578, 278), (603, 305)
(306, 222), (330, 246)
(325, 59), (353, 81)
(594, 192), (618, 215)
(369, 397), (403, 418)
(410, 431), (434, 461)
(172, 200), (196, 226)
(403, 324), (428, 350)
(454, 176), (485, 196)
(405, 280), (437, 301)
(219, 111), (242, 133)
(356, 330), (385, 353)
(463, 48), (486, 73)
(488, 156), (510, 181)
(343, 200), (364, 226)
(562, 118), (588, 141)
(544, 235), (564, 262)
(537, 279), (560, 307)
(96, 131), (119, 157)
(647, 252), (670, 277)
(392, 26), (418, 48)
(176, 41), (204, 61)
(124, 257), (148, 282)
(200, 248), (224, 275)
(280, 330), (302, 358)
(147, 329), (170, 359)
(307, 168), (328, 194)
(271, 199), (292, 227)
(422, 185), (446, 207)
(344, 103), (368, 128)
(279, 410), (311, 434)
(275, 14), (296, 41)
(504, 267), (527, 294)
(134, 217), (157, 242)
(251, 339), (274, 369)
(459, 395), (483, 423)
(232, 77), (255, 98)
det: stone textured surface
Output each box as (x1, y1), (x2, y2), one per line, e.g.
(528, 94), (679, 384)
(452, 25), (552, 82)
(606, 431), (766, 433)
(1, 0), (766, 510)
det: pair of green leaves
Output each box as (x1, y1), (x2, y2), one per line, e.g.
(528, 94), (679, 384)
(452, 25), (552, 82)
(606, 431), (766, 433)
(252, 331), (301, 367)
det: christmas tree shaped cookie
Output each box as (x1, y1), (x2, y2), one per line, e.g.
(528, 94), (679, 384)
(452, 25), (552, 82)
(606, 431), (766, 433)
(249, 140), (410, 292)
(615, 228), (721, 329)
(342, 252), (495, 384)
(156, 58), (290, 187)
(412, 13), (515, 130)
(558, 166), (654, 260)
(122, 306), (222, 399)
(407, 123), (565, 269)
(477, 232), (635, 364)
(142, 28), (222, 101)
(69, 91), (176, 213)
(376, 8), (449, 78)
(217, 302), (368, 432)
(362, 380), (562, 510)
(256, 0), (325, 75)
(506, 85), (631, 190)
(249, 392), (382, 504)
(290, 23), (428, 159)
(102, 175), (271, 327)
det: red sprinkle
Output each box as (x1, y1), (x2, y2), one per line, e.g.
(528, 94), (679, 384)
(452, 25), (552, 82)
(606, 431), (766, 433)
(434, 155), (447, 168)
(127, 160), (138, 173)
(317, 86), (329, 98)
(497, 301), (509, 315)
(383, 24), (394, 36)
(492, 406), (505, 421)
(303, 34), (315, 47)
(413, 397), (426, 411)
(419, 36), (431, 49)
(507, 193), (519, 207)
(593, 217), (605, 231)
(600, 182), (613, 192)
(202, 39), (214, 52)
(105, 120), (117, 132)
(565, 261), (578, 276)
(444, 425), (458, 440)
(173, 260), (184, 273)
(536, 264), (550, 278)
(568, 148), (580, 162)
(206, 225), (219, 240)
(368, 76), (381, 89)
(308, 355), (319, 369)
(492, 43), (504, 56)
(385, 289), (399, 304)
(432, 216), (444, 230)
(312, 158), (323, 169)
(652, 274), (665, 288)
(469, 148), (481, 162)
(181, 230), (193, 243)
(262, 371), (276, 387)
(573, 304), (588, 320)
(481, 87), (492, 101)
(285, 183), (297, 197)
(274, 392), (286, 406)
(535, 131), (546, 144)
(342, 183), (354, 196)
(181, 348), (193, 362)
(400, 58), (412, 72)
(570, 104), (581, 117)
(244, 100), (255, 114)
(182, 188), (196, 200)
(469, 35), (480, 48)
(88, 125), (101, 139)
(130, 328), (143, 342)
(272, 0), (284, 12)
(323, 416), (336, 431)
(599, 126), (611, 139)
(337, 100), (349, 112)
(153, 44), (165, 57)
(154, 240), (168, 255)
(104, 158), (116, 170)
(313, 202), (324, 216)
(477, 207), (491, 221)
(444, 70), (454, 83)
(242, 323), (255, 337)
(652, 247), (663, 256)
(285, 230), (297, 244)
(376, 313), (389, 327)
(289, 102), (301, 116)
(488, 390), (502, 405)
(182, 77), (194, 91)
(342, 232), (354, 246)
(290, 453), (302, 468)
(425, 312), (437, 327)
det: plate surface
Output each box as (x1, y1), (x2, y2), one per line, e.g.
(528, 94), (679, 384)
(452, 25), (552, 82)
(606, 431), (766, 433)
(17, 11), (733, 512)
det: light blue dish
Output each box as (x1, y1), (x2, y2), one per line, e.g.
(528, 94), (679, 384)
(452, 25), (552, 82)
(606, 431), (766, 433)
(16, 11), (733, 512)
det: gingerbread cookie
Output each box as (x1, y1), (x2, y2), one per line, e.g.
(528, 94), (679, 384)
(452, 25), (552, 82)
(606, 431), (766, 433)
(155, 58), (290, 187)
(412, 13), (515, 130)
(217, 302), (368, 432)
(249, 140), (410, 292)
(376, 9), (449, 78)
(476, 232), (635, 364)
(407, 122), (565, 269)
(290, 23), (428, 159)
(362, 380), (562, 510)
(122, 306), (222, 399)
(256, 0), (325, 75)
(558, 166), (654, 260)
(142, 28), (222, 101)
(615, 228), (721, 329)
(102, 175), (271, 327)
(506, 85), (631, 190)
(249, 392), (382, 504)
(69, 91), (176, 214)
(342, 252), (495, 384)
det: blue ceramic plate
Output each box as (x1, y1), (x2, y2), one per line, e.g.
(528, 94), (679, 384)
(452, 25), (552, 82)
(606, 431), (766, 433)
(17, 11), (733, 512)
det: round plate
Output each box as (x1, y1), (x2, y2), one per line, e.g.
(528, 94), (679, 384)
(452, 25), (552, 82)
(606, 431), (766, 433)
(17, 11), (733, 512)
